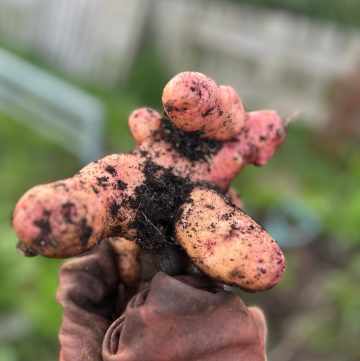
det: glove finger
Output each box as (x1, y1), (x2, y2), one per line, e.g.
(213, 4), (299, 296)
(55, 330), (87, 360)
(103, 272), (265, 361)
(57, 240), (120, 361)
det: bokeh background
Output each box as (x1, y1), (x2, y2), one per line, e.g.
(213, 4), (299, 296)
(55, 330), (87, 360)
(1, 0), (360, 360)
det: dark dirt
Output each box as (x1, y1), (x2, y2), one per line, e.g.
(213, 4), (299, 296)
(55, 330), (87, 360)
(110, 200), (121, 218)
(79, 218), (93, 247)
(161, 114), (223, 162)
(91, 185), (100, 194)
(114, 179), (127, 191)
(140, 244), (193, 281)
(33, 217), (59, 248)
(80, 226), (93, 247)
(202, 106), (215, 118)
(62, 203), (76, 223)
(34, 218), (51, 235)
(111, 225), (123, 236)
(16, 241), (38, 257)
(105, 165), (117, 176)
(128, 161), (194, 253)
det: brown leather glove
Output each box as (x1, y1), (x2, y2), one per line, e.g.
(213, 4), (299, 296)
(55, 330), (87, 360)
(57, 242), (266, 361)
(56, 241), (120, 361)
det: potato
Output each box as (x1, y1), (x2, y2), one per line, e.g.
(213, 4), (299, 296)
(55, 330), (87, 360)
(175, 188), (286, 292)
(209, 110), (287, 188)
(12, 73), (289, 281)
(12, 107), (287, 259)
(12, 153), (143, 258)
(128, 108), (162, 144)
(224, 187), (243, 209)
(162, 72), (245, 141)
(108, 237), (142, 286)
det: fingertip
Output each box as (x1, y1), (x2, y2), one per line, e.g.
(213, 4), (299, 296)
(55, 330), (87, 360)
(249, 306), (267, 353)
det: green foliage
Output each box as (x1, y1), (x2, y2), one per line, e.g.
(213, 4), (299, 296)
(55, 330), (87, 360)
(1, 32), (360, 360)
(126, 39), (171, 110)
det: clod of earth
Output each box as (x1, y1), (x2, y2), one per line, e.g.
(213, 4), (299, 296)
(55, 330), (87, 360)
(12, 71), (290, 292)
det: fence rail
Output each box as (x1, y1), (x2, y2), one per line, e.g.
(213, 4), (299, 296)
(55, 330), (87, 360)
(0, 0), (149, 87)
(2, 0), (360, 125)
(151, 0), (360, 125)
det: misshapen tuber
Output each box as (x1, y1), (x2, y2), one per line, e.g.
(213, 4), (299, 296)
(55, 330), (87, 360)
(175, 188), (285, 292)
(162, 72), (245, 141)
(12, 71), (291, 292)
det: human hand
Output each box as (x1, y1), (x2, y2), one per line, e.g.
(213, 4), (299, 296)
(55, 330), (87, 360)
(57, 241), (267, 361)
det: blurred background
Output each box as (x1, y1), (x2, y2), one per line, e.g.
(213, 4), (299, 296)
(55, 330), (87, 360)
(0, 0), (360, 360)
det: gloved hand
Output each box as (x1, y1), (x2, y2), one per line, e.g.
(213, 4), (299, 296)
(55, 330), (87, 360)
(57, 241), (267, 361)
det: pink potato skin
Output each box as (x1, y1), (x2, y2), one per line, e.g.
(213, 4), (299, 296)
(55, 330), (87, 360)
(209, 110), (287, 188)
(108, 237), (142, 286)
(162, 72), (245, 141)
(175, 188), (286, 292)
(225, 187), (243, 209)
(128, 108), (162, 144)
(12, 93), (287, 259)
(12, 153), (143, 258)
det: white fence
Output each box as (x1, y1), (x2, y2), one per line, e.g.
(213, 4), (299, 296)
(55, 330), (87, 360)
(2, 0), (360, 125)
(0, 0), (150, 87)
(151, 0), (360, 125)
